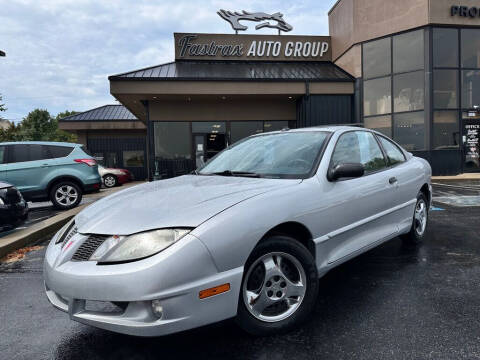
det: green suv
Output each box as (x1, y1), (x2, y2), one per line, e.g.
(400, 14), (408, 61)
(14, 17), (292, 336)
(0, 142), (101, 209)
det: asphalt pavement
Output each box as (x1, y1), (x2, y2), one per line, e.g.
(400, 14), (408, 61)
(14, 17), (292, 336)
(0, 181), (479, 359)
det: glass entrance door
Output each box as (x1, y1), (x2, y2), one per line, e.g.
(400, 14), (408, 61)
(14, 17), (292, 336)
(463, 111), (480, 172)
(192, 122), (227, 169)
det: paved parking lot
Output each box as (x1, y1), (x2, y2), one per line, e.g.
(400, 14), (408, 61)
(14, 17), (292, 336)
(0, 181), (479, 359)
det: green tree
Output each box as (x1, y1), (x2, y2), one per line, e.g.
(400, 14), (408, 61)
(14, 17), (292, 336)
(0, 108), (78, 142)
(0, 94), (6, 120)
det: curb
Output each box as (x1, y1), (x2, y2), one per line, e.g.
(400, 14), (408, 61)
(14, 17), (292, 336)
(0, 204), (87, 259)
(0, 181), (146, 259)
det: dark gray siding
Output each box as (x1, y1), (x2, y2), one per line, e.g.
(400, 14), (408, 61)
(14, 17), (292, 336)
(296, 95), (354, 128)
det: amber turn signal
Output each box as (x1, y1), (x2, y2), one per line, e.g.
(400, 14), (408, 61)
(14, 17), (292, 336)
(199, 283), (230, 299)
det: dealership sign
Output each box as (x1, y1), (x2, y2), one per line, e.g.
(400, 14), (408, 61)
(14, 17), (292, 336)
(451, 5), (480, 17)
(174, 33), (331, 62)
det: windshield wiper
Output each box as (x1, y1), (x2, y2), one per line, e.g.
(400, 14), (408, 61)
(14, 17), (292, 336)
(205, 170), (262, 178)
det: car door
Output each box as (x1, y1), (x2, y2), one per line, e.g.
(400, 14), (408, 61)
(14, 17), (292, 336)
(319, 130), (399, 264)
(6, 144), (53, 194)
(376, 135), (420, 233)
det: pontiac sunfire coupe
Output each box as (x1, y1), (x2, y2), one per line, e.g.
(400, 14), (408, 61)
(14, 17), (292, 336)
(44, 126), (432, 336)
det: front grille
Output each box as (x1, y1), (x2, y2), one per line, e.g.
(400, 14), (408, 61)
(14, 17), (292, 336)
(72, 234), (108, 261)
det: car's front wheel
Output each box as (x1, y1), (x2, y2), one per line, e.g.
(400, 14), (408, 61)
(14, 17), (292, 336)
(103, 175), (117, 188)
(50, 181), (82, 210)
(236, 235), (318, 336)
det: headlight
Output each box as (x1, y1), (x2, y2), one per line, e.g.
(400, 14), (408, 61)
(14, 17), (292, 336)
(55, 218), (75, 244)
(92, 228), (191, 264)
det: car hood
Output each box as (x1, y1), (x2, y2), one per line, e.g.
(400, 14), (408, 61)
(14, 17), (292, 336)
(75, 175), (301, 235)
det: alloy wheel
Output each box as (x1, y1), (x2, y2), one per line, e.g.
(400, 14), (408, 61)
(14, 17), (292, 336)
(55, 185), (78, 206)
(104, 176), (116, 187)
(414, 199), (427, 236)
(243, 252), (306, 323)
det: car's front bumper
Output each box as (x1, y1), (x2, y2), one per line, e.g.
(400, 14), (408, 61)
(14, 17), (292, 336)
(43, 234), (243, 337)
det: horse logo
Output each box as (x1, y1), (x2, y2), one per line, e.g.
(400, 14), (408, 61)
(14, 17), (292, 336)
(217, 10), (293, 34)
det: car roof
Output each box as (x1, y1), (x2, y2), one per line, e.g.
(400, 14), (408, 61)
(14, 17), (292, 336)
(0, 141), (80, 146)
(252, 125), (369, 137)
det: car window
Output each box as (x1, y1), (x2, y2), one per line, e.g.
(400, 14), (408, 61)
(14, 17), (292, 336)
(9, 144), (30, 163)
(331, 131), (387, 174)
(378, 136), (406, 166)
(9, 144), (52, 163)
(44, 145), (73, 159)
(0, 146), (5, 164)
(199, 131), (330, 178)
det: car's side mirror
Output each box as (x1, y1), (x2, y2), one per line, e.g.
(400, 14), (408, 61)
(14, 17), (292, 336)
(328, 163), (365, 181)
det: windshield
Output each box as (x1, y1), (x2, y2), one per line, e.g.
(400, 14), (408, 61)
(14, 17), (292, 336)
(198, 131), (330, 179)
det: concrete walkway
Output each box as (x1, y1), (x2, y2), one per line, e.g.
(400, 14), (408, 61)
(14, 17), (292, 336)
(0, 181), (145, 258)
(433, 173), (480, 180)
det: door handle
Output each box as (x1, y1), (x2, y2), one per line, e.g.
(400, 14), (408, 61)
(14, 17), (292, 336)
(41, 163), (50, 168)
(389, 177), (397, 185)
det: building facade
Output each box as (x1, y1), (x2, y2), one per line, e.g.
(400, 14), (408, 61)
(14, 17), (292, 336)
(329, 0), (480, 174)
(60, 1), (480, 179)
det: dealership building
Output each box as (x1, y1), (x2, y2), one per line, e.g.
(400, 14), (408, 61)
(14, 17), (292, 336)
(60, 0), (480, 179)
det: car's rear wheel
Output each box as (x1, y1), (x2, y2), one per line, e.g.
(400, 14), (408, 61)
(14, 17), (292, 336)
(103, 175), (117, 188)
(236, 235), (318, 336)
(401, 192), (428, 245)
(50, 181), (82, 210)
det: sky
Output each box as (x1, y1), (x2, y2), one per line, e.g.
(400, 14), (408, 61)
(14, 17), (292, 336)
(0, 0), (336, 122)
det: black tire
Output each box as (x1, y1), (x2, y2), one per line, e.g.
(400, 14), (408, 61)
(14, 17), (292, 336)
(50, 181), (82, 210)
(236, 235), (318, 336)
(400, 192), (428, 246)
(103, 174), (117, 188)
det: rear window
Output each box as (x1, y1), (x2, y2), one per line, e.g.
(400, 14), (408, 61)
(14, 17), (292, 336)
(44, 145), (73, 158)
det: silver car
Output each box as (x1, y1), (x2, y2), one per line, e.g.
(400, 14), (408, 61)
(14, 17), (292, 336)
(44, 126), (432, 337)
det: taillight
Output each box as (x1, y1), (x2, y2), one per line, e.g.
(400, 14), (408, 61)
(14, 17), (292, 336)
(74, 159), (97, 167)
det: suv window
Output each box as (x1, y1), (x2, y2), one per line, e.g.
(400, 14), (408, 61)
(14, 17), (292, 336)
(0, 146), (5, 164)
(378, 136), (406, 165)
(332, 131), (387, 174)
(9, 144), (50, 163)
(44, 145), (73, 159)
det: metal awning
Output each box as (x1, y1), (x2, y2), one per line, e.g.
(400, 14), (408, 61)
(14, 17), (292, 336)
(109, 61), (354, 82)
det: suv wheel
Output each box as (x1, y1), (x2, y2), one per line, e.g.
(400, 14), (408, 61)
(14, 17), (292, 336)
(103, 175), (117, 188)
(236, 235), (318, 336)
(50, 181), (82, 210)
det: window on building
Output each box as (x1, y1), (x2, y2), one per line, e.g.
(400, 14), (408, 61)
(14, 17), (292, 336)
(230, 121), (264, 144)
(377, 136), (406, 165)
(433, 111), (460, 150)
(154, 122), (192, 159)
(462, 70), (480, 108)
(264, 121), (289, 133)
(393, 71), (424, 112)
(364, 115), (392, 138)
(123, 150), (144, 167)
(434, 70), (458, 109)
(332, 131), (387, 173)
(0, 146), (5, 164)
(393, 111), (426, 151)
(363, 77), (391, 116)
(433, 28), (459, 68)
(363, 37), (391, 79)
(461, 29), (480, 68)
(393, 29), (424, 73)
